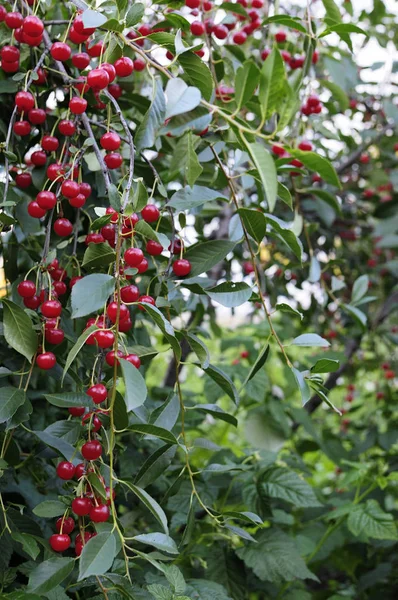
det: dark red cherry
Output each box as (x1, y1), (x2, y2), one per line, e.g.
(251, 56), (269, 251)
(56, 461), (76, 480)
(49, 534), (71, 552)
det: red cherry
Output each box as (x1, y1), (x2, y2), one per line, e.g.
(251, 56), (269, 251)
(133, 58), (146, 71)
(36, 352), (56, 370)
(90, 504), (110, 523)
(94, 329), (115, 348)
(190, 21), (205, 35)
(5, 12), (23, 29)
(17, 280), (36, 298)
(45, 328), (65, 345)
(69, 97), (87, 114)
(114, 56), (134, 77)
(56, 461), (76, 480)
(101, 62), (116, 83)
(15, 91), (35, 112)
(73, 15), (96, 35)
(105, 350), (123, 367)
(100, 132), (121, 151)
(51, 42), (71, 62)
(233, 31), (247, 45)
(124, 247), (144, 267)
(69, 26), (90, 45)
(54, 218), (73, 237)
(71, 496), (92, 516)
(56, 516), (74, 534)
(15, 172), (32, 188)
(27, 108), (46, 125)
(1, 45), (20, 62)
(79, 182), (91, 198)
(47, 163), (65, 181)
(120, 285), (140, 303)
(108, 83), (123, 99)
(0, 6), (7, 22)
(69, 193), (86, 208)
(261, 48), (271, 60)
(213, 24), (228, 40)
(61, 180), (80, 198)
(275, 30), (287, 43)
(146, 240), (163, 256)
(104, 153), (123, 169)
(24, 295), (40, 309)
(186, 0), (201, 7)
(138, 295), (156, 310)
(172, 259), (191, 277)
(138, 24), (151, 36)
(124, 353), (141, 368)
(51, 268), (67, 282)
(385, 370), (395, 380)
(28, 201), (46, 218)
(137, 258), (149, 274)
(106, 207), (119, 223)
(82, 412), (101, 432)
(41, 300), (62, 318)
(107, 301), (129, 323)
(298, 140), (312, 151)
(31, 151), (47, 167)
(141, 205), (160, 223)
(58, 120), (76, 136)
(23, 15), (44, 37)
(36, 190), (57, 210)
(169, 239), (182, 254)
(74, 462), (86, 478)
(87, 68), (109, 89)
(49, 534), (71, 552)
(307, 94), (320, 108)
(34, 68), (47, 85)
(69, 276), (83, 289)
(13, 121), (32, 137)
(312, 50), (319, 64)
(69, 406), (85, 417)
(72, 52), (90, 69)
(118, 317), (132, 332)
(86, 40), (105, 58)
(81, 440), (102, 461)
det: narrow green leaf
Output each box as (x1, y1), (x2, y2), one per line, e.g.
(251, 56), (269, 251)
(287, 149), (341, 188)
(44, 392), (94, 409)
(178, 52), (214, 101)
(124, 482), (169, 534)
(235, 61), (260, 111)
(206, 281), (252, 308)
(78, 531), (116, 580)
(238, 208), (267, 242)
(119, 358), (148, 412)
(186, 333), (210, 368)
(311, 359), (340, 374)
(259, 47), (285, 120)
(184, 240), (236, 277)
(62, 325), (98, 383)
(27, 558), (74, 595)
(33, 501), (66, 518)
(244, 142), (278, 212)
(244, 345), (270, 384)
(129, 423), (179, 444)
(0, 387), (26, 424)
(291, 334), (330, 347)
(276, 303), (303, 319)
(203, 364), (240, 405)
(133, 532), (179, 554)
(3, 299), (38, 362)
(82, 242), (116, 270)
(136, 78), (166, 152)
(169, 185), (227, 211)
(71, 274), (115, 319)
(191, 404), (238, 427)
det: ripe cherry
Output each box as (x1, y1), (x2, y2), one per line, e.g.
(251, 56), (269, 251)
(146, 240), (163, 256)
(107, 301), (129, 323)
(275, 31), (287, 43)
(120, 285), (140, 303)
(124, 353), (141, 368)
(56, 461), (76, 480)
(0, 7), (7, 22)
(74, 462), (86, 478)
(233, 31), (247, 45)
(2, 60), (19, 73)
(90, 504), (110, 523)
(51, 42), (71, 61)
(213, 24), (228, 40)
(27, 108), (46, 125)
(82, 412), (101, 432)
(71, 496), (92, 516)
(5, 12), (24, 29)
(15, 91), (35, 112)
(86, 40), (105, 58)
(73, 15), (96, 36)
(124, 247), (144, 267)
(133, 58), (146, 71)
(141, 205), (160, 223)
(298, 140), (312, 151)
(94, 329), (115, 348)
(79, 182), (91, 198)
(47, 163), (65, 181)
(17, 280), (36, 298)
(53, 281), (67, 296)
(31, 151), (47, 167)
(23, 16), (44, 37)
(58, 120), (76, 136)
(114, 56), (134, 77)
(24, 295), (41, 309)
(81, 440), (102, 460)
(49, 534), (71, 552)
(109, 83), (123, 99)
(54, 218), (73, 237)
(186, 0), (201, 7)
(36, 352), (56, 370)
(36, 191), (57, 209)
(101, 62), (116, 83)
(1, 45), (20, 62)
(87, 68), (109, 89)
(69, 26), (90, 45)
(69, 97), (87, 114)
(61, 180), (80, 198)
(41, 300), (62, 318)
(100, 132), (121, 150)
(69, 193), (86, 208)
(172, 259), (191, 277)
(138, 295), (156, 310)
(28, 201), (46, 218)
(105, 350), (123, 367)
(137, 258), (149, 273)
(16, 173), (32, 189)
(56, 516), (74, 534)
(72, 52), (90, 69)
(119, 317), (132, 332)
(45, 328), (65, 345)
(190, 21), (205, 35)
(69, 406), (85, 417)
(104, 153), (123, 169)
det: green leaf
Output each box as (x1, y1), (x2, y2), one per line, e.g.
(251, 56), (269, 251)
(291, 334), (330, 347)
(352, 275), (369, 304)
(219, 1), (248, 16)
(322, 0), (342, 23)
(184, 240), (236, 277)
(287, 150), (341, 188)
(33, 500), (66, 518)
(311, 358), (339, 374)
(82, 242), (116, 270)
(191, 404), (238, 427)
(319, 80), (349, 111)
(235, 61), (260, 111)
(259, 47), (286, 120)
(261, 468), (321, 507)
(135, 444), (176, 488)
(244, 345), (270, 384)
(87, 472), (107, 500)
(276, 303), (303, 319)
(320, 23), (368, 38)
(2, 299), (38, 362)
(238, 208), (267, 242)
(244, 142), (278, 212)
(186, 131), (203, 186)
(165, 79), (201, 119)
(44, 392), (94, 409)
(34, 430), (79, 462)
(133, 179), (149, 212)
(265, 215), (303, 261)
(168, 185), (227, 211)
(262, 15), (307, 33)
(125, 3), (145, 27)
(347, 500), (397, 540)
(108, 183), (121, 211)
(0, 388), (26, 424)
(130, 423), (179, 444)
(186, 333), (210, 369)
(140, 303), (181, 359)
(90, 214), (112, 231)
(203, 364), (239, 405)
(71, 274), (115, 319)
(119, 358), (148, 412)
(78, 531), (116, 580)
(133, 532), (179, 554)
(206, 281), (252, 308)
(136, 78), (166, 152)
(305, 188), (342, 214)
(178, 52), (214, 101)
(62, 325), (98, 383)
(277, 80), (300, 132)
(277, 183), (293, 209)
(82, 9), (108, 28)
(135, 219), (160, 242)
(12, 532), (40, 560)
(292, 368), (311, 406)
(331, 276), (346, 292)
(341, 303), (367, 330)
(237, 529), (318, 582)
(124, 482), (169, 534)
(27, 557), (75, 595)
